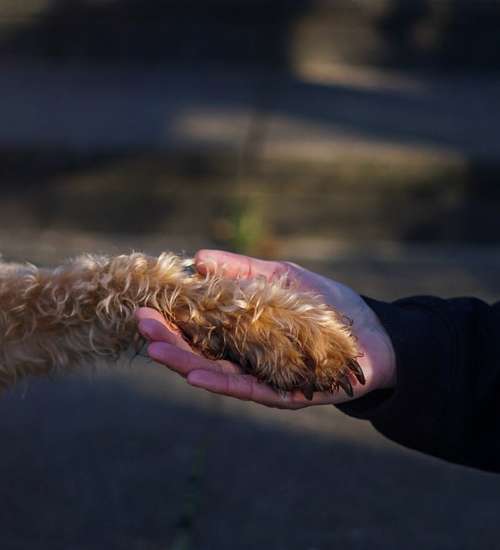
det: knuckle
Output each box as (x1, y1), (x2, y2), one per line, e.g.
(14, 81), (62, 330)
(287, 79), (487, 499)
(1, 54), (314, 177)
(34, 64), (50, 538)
(282, 260), (301, 270)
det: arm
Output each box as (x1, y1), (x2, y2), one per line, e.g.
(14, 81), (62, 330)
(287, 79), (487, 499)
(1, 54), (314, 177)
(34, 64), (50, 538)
(136, 250), (500, 472)
(136, 249), (397, 409)
(339, 295), (500, 473)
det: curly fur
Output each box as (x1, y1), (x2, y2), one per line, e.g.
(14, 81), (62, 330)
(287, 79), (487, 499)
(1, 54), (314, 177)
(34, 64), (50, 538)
(0, 253), (363, 398)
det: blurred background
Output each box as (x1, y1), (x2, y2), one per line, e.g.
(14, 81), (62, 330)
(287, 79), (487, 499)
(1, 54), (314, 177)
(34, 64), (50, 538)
(1, 1), (500, 548)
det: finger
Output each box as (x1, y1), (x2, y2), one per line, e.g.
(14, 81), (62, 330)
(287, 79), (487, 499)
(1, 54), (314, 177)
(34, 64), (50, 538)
(195, 249), (297, 282)
(186, 369), (294, 406)
(148, 342), (241, 376)
(135, 307), (181, 333)
(287, 389), (352, 407)
(135, 306), (168, 324)
(138, 319), (194, 352)
(136, 307), (193, 352)
(185, 369), (341, 408)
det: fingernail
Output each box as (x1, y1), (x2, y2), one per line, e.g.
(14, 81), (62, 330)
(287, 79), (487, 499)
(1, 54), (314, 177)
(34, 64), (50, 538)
(195, 254), (218, 273)
(138, 320), (154, 340)
(148, 342), (173, 361)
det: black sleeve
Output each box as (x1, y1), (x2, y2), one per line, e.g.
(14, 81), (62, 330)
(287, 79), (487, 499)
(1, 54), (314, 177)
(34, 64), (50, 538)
(337, 295), (500, 473)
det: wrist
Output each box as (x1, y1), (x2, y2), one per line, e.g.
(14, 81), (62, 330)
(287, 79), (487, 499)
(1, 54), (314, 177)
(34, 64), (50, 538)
(359, 296), (397, 391)
(376, 326), (397, 390)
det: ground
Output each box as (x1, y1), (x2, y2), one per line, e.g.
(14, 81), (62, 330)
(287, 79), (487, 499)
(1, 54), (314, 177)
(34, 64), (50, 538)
(1, 239), (500, 550)
(1, 4), (500, 544)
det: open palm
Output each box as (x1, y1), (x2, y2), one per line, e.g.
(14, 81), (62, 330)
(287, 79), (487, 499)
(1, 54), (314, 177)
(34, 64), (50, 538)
(136, 250), (396, 409)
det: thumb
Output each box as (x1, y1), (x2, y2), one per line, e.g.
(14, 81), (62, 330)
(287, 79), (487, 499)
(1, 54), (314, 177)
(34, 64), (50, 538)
(194, 249), (295, 281)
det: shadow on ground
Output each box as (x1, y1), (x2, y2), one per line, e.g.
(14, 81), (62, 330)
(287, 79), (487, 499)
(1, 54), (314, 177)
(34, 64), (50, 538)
(3, 0), (500, 70)
(1, 363), (499, 550)
(1, 5), (500, 547)
(1, 2), (500, 247)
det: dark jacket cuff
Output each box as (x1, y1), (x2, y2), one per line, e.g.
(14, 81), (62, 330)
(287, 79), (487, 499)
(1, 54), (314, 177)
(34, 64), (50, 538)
(337, 296), (464, 463)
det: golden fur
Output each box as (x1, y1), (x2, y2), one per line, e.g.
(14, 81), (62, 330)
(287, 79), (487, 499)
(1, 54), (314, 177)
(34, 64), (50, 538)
(0, 253), (363, 398)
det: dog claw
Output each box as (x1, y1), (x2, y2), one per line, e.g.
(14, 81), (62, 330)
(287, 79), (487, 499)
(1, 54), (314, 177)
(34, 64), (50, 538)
(347, 359), (365, 385)
(302, 383), (315, 401)
(337, 375), (354, 397)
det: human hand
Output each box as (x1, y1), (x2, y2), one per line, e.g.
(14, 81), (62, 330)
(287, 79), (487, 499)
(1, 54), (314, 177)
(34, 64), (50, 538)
(135, 250), (396, 409)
